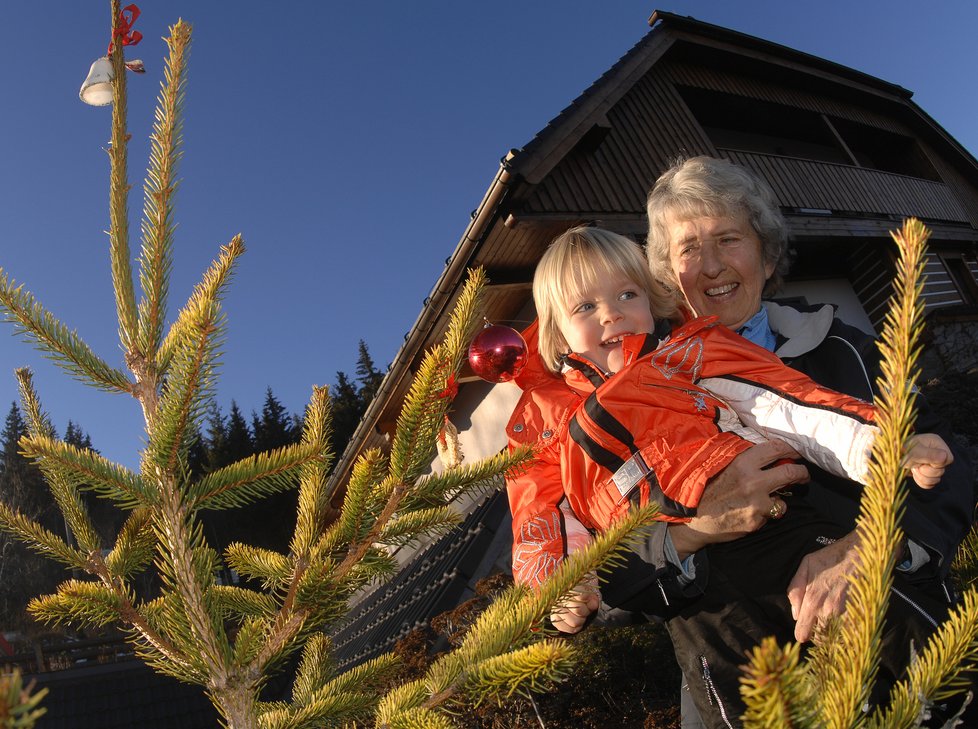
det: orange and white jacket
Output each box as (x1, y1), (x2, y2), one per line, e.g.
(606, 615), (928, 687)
(505, 316), (878, 589)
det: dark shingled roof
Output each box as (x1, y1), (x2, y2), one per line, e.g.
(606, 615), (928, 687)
(329, 491), (509, 670)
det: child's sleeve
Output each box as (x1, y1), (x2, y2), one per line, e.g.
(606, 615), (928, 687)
(505, 390), (594, 590)
(507, 444), (574, 590)
(697, 324), (879, 485)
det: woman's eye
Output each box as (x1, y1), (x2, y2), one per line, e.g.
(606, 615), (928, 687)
(720, 236), (740, 245)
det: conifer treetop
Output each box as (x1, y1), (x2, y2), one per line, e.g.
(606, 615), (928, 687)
(0, 5), (657, 727)
(740, 219), (978, 728)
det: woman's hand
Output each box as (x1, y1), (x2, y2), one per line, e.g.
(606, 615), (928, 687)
(787, 531), (860, 642)
(669, 440), (810, 559)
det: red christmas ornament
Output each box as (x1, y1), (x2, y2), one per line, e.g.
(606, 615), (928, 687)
(468, 323), (528, 383)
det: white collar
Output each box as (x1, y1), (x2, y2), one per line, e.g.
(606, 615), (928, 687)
(763, 301), (835, 358)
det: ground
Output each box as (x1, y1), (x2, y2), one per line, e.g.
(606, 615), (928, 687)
(391, 573), (683, 728)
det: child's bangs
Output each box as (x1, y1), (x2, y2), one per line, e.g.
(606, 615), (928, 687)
(554, 241), (621, 307)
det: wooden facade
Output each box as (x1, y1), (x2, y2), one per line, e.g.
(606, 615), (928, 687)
(326, 10), (978, 656)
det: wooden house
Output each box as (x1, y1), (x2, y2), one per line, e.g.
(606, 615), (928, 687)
(327, 9), (978, 666)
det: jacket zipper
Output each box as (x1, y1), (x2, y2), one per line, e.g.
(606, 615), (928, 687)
(891, 586), (940, 629)
(699, 655), (735, 728)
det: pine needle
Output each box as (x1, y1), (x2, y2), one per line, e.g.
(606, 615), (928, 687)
(741, 638), (817, 728)
(156, 236), (244, 374)
(136, 19), (191, 361)
(0, 275), (133, 392)
(15, 369), (105, 552)
(0, 502), (87, 570)
(190, 441), (320, 511)
(0, 668), (48, 728)
(210, 585), (279, 619)
(105, 508), (157, 578)
(28, 580), (125, 628)
(402, 445), (533, 512)
(291, 386), (335, 556)
(465, 639), (576, 703)
(19, 432), (152, 510)
(107, 0), (138, 353)
(866, 589), (978, 728)
(380, 506), (462, 547)
(224, 543), (291, 589)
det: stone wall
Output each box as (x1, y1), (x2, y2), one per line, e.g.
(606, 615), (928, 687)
(921, 319), (978, 379)
(920, 319), (978, 470)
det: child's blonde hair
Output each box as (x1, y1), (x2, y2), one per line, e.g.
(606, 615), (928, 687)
(533, 226), (678, 372)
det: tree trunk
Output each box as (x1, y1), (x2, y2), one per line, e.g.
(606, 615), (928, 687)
(216, 685), (259, 729)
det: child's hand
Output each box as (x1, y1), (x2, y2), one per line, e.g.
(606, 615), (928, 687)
(905, 433), (954, 488)
(550, 573), (600, 634)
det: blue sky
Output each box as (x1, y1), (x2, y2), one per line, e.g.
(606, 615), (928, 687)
(1, 1), (976, 469)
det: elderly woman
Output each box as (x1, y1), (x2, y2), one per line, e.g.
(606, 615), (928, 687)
(617, 156), (975, 728)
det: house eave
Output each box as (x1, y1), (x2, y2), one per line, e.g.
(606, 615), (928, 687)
(647, 10), (913, 100)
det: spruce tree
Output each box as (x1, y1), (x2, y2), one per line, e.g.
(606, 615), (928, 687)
(355, 340), (385, 406)
(329, 370), (362, 456)
(1, 404), (32, 507)
(2, 405), (28, 479)
(225, 400), (254, 466)
(203, 401), (228, 473)
(253, 388), (297, 454)
(0, 405), (62, 632)
(63, 421), (94, 452)
(0, 6), (652, 727)
(185, 424), (209, 481)
(243, 389), (302, 552)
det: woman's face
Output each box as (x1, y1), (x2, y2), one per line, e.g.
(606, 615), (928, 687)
(665, 211), (775, 330)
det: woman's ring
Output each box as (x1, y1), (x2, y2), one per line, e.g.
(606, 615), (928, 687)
(768, 500), (785, 520)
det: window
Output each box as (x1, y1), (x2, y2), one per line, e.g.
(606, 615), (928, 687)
(828, 117), (940, 181)
(678, 87), (848, 163)
(677, 86), (939, 181)
(940, 253), (978, 305)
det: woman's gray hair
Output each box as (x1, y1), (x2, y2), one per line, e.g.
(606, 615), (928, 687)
(646, 156), (790, 296)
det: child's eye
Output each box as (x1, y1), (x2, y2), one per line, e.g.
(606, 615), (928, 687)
(619, 290), (639, 301)
(573, 302), (594, 314)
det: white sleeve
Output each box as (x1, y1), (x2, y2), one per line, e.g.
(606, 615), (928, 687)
(701, 376), (877, 486)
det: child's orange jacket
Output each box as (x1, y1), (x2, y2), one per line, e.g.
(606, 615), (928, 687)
(505, 316), (877, 589)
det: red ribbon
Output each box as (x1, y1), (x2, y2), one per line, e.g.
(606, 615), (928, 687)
(437, 374), (458, 400)
(108, 4), (143, 55)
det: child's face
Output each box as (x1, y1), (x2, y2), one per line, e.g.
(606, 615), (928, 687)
(558, 272), (655, 374)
